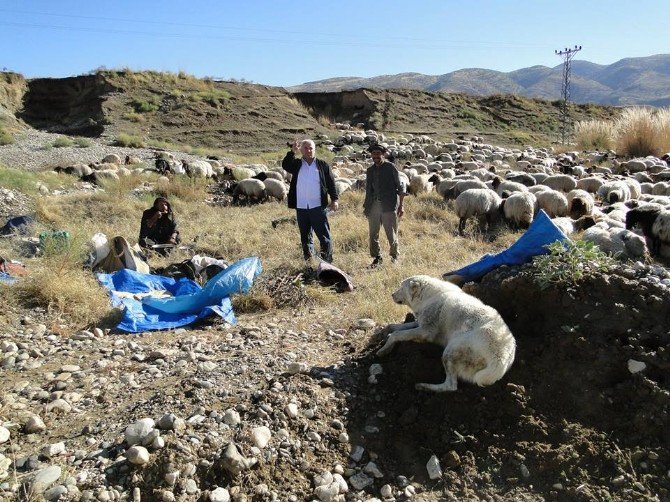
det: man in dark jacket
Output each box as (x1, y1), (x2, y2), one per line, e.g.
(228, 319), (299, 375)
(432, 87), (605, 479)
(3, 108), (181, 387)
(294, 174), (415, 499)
(282, 139), (339, 262)
(363, 144), (405, 267)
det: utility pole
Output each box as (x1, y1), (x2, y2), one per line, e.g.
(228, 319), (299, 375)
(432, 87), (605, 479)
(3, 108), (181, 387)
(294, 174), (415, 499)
(555, 45), (582, 144)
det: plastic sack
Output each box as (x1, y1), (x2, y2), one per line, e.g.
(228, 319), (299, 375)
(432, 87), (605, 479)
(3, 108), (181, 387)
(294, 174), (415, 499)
(90, 233), (110, 268)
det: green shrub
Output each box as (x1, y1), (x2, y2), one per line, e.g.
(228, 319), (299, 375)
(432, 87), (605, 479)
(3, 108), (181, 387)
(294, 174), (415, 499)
(74, 137), (92, 148)
(530, 240), (615, 290)
(52, 136), (74, 148)
(123, 111), (145, 123)
(130, 97), (160, 113)
(188, 88), (231, 106)
(114, 133), (145, 148)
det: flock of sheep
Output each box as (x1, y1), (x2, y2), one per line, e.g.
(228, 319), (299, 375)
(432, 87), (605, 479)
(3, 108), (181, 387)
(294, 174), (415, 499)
(54, 129), (670, 263)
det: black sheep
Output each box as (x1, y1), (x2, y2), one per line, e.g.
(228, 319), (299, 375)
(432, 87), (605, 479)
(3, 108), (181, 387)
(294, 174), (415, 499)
(625, 204), (663, 255)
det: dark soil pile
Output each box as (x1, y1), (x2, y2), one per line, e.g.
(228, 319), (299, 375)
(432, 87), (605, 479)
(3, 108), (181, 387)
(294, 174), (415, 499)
(342, 266), (670, 500)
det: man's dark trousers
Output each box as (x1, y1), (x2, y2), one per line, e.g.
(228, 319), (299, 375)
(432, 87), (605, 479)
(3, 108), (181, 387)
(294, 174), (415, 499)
(296, 207), (332, 262)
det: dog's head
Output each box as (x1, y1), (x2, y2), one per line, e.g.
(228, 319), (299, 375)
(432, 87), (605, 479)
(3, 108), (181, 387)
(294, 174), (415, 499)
(392, 275), (432, 307)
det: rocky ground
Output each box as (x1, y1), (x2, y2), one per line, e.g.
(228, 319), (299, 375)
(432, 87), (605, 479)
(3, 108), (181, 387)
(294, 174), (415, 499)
(0, 129), (220, 172)
(2, 255), (670, 501)
(2, 131), (670, 501)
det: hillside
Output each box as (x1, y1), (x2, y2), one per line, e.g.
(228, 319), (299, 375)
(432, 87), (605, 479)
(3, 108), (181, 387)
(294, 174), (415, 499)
(0, 70), (618, 153)
(289, 54), (670, 106)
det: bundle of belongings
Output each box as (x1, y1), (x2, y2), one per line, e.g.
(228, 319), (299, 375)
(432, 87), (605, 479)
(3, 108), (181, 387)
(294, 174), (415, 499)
(90, 234), (150, 274)
(0, 215), (34, 236)
(0, 255), (28, 285)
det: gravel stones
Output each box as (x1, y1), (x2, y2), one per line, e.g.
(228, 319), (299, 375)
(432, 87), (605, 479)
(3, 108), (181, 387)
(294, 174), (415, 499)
(29, 465), (62, 493)
(221, 443), (257, 476)
(0, 426), (9, 444)
(157, 413), (185, 432)
(126, 445), (150, 465)
(209, 487), (231, 502)
(41, 442), (65, 458)
(124, 418), (155, 445)
(222, 409), (241, 427)
(0, 454), (11, 480)
(25, 415), (46, 433)
(250, 426), (271, 448)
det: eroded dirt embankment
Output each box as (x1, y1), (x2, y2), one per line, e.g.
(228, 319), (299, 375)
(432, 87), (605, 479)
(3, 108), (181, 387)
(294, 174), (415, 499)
(341, 266), (670, 499)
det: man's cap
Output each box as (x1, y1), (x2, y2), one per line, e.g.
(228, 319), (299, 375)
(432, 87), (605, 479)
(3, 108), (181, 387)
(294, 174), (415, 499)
(367, 144), (387, 153)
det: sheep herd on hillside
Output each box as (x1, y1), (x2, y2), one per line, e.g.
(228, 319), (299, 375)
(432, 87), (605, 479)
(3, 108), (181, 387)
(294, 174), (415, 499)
(52, 129), (670, 263)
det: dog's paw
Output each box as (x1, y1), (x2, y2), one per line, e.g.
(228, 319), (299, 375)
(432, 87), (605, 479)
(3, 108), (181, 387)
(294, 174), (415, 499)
(376, 344), (392, 357)
(415, 382), (431, 392)
(379, 325), (393, 337)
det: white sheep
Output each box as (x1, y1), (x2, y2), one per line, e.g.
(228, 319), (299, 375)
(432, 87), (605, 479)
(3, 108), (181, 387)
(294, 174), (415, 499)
(651, 210), (670, 256)
(566, 189), (595, 219)
(408, 174), (434, 196)
(232, 178), (267, 204)
(446, 178), (488, 200)
(576, 176), (605, 193)
(581, 226), (648, 261)
(263, 178), (288, 202)
(535, 189), (568, 218)
(652, 182), (670, 196)
(454, 188), (502, 235)
(184, 160), (214, 179)
(232, 166), (254, 181)
(492, 178), (528, 197)
(542, 174), (577, 193)
(502, 191), (536, 229)
(597, 180), (631, 204)
(622, 178), (642, 199)
(528, 184), (552, 195)
(551, 215), (597, 236)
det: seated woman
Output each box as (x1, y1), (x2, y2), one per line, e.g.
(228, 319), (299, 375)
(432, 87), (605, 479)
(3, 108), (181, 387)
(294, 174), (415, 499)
(139, 197), (180, 254)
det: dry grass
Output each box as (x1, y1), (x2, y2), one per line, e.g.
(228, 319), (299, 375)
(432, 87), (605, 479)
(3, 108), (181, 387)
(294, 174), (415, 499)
(1, 165), (524, 331)
(574, 119), (615, 151)
(11, 235), (110, 327)
(615, 107), (662, 157)
(574, 107), (670, 158)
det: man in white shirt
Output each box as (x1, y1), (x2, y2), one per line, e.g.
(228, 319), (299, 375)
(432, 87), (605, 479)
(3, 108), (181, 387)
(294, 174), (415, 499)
(282, 139), (339, 262)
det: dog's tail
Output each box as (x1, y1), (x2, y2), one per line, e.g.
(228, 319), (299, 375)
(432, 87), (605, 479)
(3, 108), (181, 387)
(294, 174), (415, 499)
(472, 329), (516, 387)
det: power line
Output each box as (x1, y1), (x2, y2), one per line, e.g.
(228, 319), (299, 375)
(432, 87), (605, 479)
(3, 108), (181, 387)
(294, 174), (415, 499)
(0, 9), (555, 49)
(555, 44), (582, 145)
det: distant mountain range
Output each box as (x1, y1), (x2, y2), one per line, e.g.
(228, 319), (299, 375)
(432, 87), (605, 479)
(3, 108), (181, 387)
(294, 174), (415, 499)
(288, 54), (670, 106)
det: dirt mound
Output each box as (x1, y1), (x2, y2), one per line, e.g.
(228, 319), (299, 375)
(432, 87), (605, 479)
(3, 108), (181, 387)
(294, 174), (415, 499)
(2, 70), (618, 154)
(342, 266), (670, 500)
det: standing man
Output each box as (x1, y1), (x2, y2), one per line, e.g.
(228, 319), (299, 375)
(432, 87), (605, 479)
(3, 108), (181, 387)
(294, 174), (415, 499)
(282, 139), (339, 263)
(363, 144), (405, 267)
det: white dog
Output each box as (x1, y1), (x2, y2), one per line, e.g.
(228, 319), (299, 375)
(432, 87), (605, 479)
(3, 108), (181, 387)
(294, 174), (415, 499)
(377, 275), (516, 392)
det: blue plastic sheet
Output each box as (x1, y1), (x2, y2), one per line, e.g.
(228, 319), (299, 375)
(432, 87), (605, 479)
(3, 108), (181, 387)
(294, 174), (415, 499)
(97, 256), (262, 332)
(443, 210), (569, 284)
(0, 272), (18, 285)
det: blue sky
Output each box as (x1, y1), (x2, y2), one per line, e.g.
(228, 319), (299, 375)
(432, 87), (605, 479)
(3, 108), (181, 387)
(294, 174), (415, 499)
(1, 1), (666, 86)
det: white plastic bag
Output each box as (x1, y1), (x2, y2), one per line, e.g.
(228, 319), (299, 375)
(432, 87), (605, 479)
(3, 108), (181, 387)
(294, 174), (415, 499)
(90, 233), (110, 268)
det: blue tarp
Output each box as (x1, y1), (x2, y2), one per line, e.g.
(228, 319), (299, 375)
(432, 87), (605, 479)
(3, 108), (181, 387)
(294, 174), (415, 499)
(97, 256), (262, 332)
(0, 272), (18, 285)
(443, 210), (569, 284)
